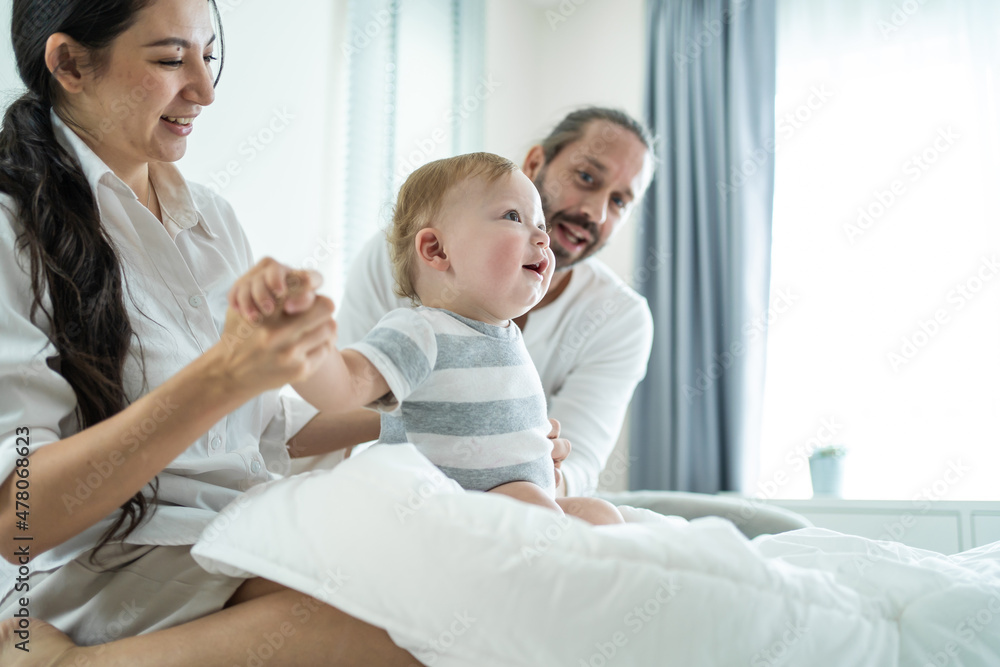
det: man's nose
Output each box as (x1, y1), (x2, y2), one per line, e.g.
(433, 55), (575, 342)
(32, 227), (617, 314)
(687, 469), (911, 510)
(578, 191), (608, 225)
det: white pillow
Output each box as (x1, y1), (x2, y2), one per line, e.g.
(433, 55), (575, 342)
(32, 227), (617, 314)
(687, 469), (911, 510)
(192, 444), (900, 666)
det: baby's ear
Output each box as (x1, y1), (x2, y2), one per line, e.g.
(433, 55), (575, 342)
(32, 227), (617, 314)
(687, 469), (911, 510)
(415, 228), (450, 271)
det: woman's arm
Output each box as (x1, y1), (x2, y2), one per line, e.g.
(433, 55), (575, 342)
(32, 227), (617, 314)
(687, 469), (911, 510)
(0, 300), (336, 562)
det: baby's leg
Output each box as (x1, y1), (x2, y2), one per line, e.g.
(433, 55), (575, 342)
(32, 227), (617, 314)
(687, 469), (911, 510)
(489, 481), (563, 514)
(557, 496), (625, 526)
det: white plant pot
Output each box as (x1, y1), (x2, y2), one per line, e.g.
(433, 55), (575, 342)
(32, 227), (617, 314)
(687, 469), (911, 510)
(809, 456), (844, 497)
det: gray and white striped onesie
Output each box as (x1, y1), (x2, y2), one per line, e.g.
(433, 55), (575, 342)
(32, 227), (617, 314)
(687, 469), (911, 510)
(347, 306), (555, 494)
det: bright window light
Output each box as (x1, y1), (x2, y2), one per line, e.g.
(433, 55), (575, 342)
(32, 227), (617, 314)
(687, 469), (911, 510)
(758, 0), (1000, 500)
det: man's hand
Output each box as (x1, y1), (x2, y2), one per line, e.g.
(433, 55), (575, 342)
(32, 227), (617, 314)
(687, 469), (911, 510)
(228, 257), (324, 323)
(548, 418), (570, 497)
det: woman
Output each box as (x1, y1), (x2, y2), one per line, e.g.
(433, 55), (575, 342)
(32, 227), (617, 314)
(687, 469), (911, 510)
(0, 0), (416, 664)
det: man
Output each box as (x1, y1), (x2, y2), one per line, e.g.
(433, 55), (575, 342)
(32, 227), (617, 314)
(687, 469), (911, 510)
(337, 107), (656, 496)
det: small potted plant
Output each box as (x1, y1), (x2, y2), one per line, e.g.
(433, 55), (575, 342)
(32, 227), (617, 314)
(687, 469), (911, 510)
(809, 444), (847, 497)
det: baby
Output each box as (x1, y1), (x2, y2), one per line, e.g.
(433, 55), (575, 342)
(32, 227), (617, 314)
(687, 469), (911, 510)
(238, 153), (622, 525)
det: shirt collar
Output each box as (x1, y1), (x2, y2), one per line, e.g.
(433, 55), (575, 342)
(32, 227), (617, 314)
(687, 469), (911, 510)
(50, 110), (211, 238)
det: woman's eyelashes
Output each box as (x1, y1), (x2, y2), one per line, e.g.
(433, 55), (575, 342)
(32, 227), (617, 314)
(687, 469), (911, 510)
(158, 54), (217, 67)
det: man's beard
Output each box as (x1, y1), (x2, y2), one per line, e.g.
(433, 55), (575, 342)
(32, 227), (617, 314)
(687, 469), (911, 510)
(534, 169), (602, 271)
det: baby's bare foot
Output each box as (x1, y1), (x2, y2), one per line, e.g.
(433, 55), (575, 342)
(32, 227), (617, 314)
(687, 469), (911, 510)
(0, 618), (80, 667)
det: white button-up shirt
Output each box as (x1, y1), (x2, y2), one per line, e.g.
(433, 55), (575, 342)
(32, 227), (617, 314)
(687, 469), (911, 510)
(0, 112), (317, 597)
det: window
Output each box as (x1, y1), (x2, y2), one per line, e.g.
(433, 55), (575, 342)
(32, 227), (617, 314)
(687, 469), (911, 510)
(339, 0), (486, 300)
(758, 0), (1000, 500)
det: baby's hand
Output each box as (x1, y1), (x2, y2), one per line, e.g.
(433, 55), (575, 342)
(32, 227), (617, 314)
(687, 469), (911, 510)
(228, 257), (324, 324)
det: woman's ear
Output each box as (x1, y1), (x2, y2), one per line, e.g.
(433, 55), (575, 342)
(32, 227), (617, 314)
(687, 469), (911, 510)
(45, 33), (86, 95)
(415, 228), (450, 271)
(521, 144), (546, 180)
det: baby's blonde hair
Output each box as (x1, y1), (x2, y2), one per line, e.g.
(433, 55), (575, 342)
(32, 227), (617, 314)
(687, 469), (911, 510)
(389, 152), (518, 301)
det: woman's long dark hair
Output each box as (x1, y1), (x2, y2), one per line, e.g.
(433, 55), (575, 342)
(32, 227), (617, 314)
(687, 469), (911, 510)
(1, 0), (223, 554)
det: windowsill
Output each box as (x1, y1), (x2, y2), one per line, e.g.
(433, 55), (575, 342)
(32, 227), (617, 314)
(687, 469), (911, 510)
(758, 497), (1000, 555)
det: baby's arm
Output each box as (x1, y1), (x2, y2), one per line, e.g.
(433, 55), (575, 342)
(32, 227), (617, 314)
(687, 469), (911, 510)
(293, 349), (389, 413)
(227, 257), (389, 413)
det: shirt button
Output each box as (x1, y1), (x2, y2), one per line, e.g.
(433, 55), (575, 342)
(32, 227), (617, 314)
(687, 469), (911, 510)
(250, 459), (261, 474)
(210, 436), (221, 450)
(189, 295), (203, 308)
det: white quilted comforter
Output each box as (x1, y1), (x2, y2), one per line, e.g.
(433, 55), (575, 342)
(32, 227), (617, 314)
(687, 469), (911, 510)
(192, 445), (1000, 666)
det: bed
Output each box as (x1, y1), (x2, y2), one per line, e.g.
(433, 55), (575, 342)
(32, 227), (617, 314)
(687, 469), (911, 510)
(192, 444), (1000, 666)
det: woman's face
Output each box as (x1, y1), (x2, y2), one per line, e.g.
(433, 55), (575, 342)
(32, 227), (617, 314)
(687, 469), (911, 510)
(70, 0), (217, 172)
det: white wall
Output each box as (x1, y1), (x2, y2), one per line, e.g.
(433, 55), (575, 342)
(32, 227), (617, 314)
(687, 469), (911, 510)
(0, 0), (351, 290)
(0, 0), (19, 96)
(176, 1), (349, 290)
(483, 0), (647, 290)
(483, 0), (648, 492)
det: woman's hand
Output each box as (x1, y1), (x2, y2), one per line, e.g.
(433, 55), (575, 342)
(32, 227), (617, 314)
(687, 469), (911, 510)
(214, 260), (337, 397)
(548, 418), (571, 496)
(228, 257), (323, 323)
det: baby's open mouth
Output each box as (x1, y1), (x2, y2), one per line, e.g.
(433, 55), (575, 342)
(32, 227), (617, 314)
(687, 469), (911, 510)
(523, 256), (549, 275)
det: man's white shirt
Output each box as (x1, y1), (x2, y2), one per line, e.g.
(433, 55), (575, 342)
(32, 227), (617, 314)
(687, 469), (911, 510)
(336, 233), (654, 495)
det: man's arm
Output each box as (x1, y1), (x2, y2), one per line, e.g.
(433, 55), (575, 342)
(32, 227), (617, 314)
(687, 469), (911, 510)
(549, 300), (653, 496)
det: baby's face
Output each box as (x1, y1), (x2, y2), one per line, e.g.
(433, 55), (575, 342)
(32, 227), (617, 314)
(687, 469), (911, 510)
(434, 171), (554, 325)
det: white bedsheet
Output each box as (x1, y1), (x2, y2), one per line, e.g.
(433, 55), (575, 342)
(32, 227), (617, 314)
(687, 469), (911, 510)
(191, 445), (1000, 666)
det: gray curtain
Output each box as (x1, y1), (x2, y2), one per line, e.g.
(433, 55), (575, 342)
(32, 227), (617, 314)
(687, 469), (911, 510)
(631, 0), (777, 493)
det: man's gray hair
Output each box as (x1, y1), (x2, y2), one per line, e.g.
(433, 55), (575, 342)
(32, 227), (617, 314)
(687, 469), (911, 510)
(540, 107), (655, 163)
